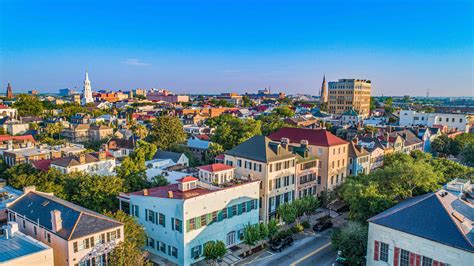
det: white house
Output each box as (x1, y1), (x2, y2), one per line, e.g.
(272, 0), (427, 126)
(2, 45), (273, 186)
(118, 176), (260, 265)
(399, 110), (472, 133)
(366, 188), (474, 266)
(50, 152), (116, 175)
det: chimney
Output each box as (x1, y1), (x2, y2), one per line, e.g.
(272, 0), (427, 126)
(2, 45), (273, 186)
(79, 153), (86, 164)
(168, 191), (174, 198)
(98, 150), (106, 161)
(352, 137), (358, 145)
(300, 139), (308, 148)
(51, 210), (62, 233)
(143, 189), (148, 196)
(23, 186), (36, 194)
(280, 138), (289, 150)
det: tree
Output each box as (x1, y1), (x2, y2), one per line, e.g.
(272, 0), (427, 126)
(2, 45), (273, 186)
(331, 222), (368, 265)
(272, 105), (295, 118)
(148, 115), (187, 150)
(105, 210), (147, 248)
(267, 218), (279, 241)
(134, 140), (157, 161)
(109, 242), (151, 266)
(276, 202), (298, 225)
(460, 143), (474, 167)
(430, 157), (473, 182)
(116, 156), (148, 192)
(207, 114), (262, 150)
(257, 114), (293, 136)
(203, 240), (227, 266)
(13, 94), (44, 116)
(242, 96), (254, 107)
(45, 122), (63, 139)
(243, 223), (260, 255)
(431, 135), (451, 157)
(68, 173), (124, 212)
(204, 142), (224, 164)
(150, 175), (169, 187)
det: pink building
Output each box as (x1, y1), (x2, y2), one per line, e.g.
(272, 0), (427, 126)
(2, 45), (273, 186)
(7, 187), (124, 266)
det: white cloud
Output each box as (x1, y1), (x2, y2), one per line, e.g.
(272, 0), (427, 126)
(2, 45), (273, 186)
(123, 58), (150, 66)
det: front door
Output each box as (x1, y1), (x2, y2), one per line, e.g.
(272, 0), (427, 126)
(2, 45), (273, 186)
(226, 231), (236, 246)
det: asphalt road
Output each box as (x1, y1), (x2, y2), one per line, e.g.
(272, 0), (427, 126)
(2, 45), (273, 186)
(239, 229), (337, 266)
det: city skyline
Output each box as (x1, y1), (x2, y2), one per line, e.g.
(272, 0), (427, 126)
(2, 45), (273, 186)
(0, 0), (473, 96)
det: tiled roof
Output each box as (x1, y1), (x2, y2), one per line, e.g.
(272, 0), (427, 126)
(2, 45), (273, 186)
(176, 176), (198, 183)
(0, 134), (35, 143)
(32, 159), (52, 171)
(197, 163), (234, 172)
(268, 127), (348, 147)
(368, 191), (474, 252)
(8, 191), (122, 240)
(225, 135), (296, 163)
(51, 152), (113, 167)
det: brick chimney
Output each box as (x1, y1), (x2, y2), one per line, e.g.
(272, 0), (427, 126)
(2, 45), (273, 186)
(280, 138), (289, 150)
(168, 191), (174, 198)
(143, 189), (148, 196)
(300, 139), (308, 148)
(79, 153), (86, 164)
(51, 210), (62, 232)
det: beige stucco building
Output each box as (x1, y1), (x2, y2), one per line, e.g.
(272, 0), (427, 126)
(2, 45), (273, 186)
(328, 79), (371, 117)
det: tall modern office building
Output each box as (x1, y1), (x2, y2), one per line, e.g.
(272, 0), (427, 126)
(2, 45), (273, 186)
(328, 79), (371, 117)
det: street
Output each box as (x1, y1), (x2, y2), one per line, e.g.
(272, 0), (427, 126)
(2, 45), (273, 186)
(238, 229), (337, 266)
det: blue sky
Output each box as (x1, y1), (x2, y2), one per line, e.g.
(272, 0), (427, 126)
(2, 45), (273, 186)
(0, 0), (472, 96)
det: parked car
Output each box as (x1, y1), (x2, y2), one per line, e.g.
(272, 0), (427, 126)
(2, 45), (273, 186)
(270, 235), (293, 252)
(313, 216), (333, 232)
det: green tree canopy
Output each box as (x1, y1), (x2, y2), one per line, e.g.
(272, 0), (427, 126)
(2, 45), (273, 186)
(148, 115), (187, 150)
(13, 94), (44, 116)
(207, 114), (262, 150)
(331, 222), (368, 265)
(203, 240), (227, 265)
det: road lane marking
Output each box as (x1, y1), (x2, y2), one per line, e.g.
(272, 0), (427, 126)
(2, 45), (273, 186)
(289, 242), (332, 266)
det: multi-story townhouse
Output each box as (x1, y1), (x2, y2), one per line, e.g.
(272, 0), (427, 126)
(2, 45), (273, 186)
(268, 127), (349, 193)
(293, 142), (319, 198)
(118, 175), (260, 265)
(3, 147), (62, 167)
(49, 151), (116, 175)
(385, 129), (423, 154)
(357, 136), (387, 171)
(224, 135), (297, 221)
(366, 186), (473, 266)
(7, 187), (124, 266)
(347, 140), (370, 176)
(399, 110), (473, 133)
(0, 222), (54, 266)
(61, 124), (113, 143)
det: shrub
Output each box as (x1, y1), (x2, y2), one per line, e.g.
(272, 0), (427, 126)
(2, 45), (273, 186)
(301, 221), (310, 229)
(292, 223), (304, 233)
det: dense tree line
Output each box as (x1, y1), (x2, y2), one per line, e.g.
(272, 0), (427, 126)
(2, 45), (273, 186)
(431, 133), (474, 166)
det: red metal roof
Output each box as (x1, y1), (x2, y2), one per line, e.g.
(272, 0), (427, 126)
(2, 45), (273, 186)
(176, 176), (198, 183)
(0, 135), (36, 143)
(32, 159), (52, 171)
(268, 127), (348, 147)
(197, 163), (234, 172)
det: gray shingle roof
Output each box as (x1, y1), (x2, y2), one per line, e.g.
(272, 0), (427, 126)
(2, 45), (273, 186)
(153, 150), (184, 163)
(225, 135), (296, 163)
(8, 191), (122, 240)
(368, 192), (474, 252)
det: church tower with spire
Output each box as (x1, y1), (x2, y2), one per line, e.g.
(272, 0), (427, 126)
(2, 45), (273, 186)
(6, 82), (13, 99)
(320, 75), (328, 104)
(81, 70), (93, 105)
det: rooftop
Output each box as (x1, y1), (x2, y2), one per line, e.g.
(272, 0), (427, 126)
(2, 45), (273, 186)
(0, 227), (51, 263)
(368, 189), (474, 252)
(225, 135), (296, 163)
(268, 127), (348, 147)
(197, 163), (234, 172)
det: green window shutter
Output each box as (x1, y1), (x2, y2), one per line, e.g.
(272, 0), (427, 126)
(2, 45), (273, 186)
(207, 213), (212, 224)
(171, 218), (175, 230)
(196, 217), (201, 229)
(228, 207), (233, 218)
(247, 201), (252, 212)
(217, 210), (223, 222)
(186, 219), (191, 232)
(145, 209), (148, 221)
(237, 204), (243, 215)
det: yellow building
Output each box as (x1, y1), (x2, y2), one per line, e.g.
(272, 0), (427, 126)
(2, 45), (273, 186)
(328, 79), (371, 117)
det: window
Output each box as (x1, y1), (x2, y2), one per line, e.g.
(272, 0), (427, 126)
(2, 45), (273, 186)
(133, 205), (139, 218)
(46, 233), (51, 243)
(400, 249), (410, 266)
(284, 176), (290, 186)
(191, 245), (202, 259)
(174, 218), (182, 233)
(146, 209), (155, 223)
(422, 257), (433, 266)
(258, 164), (262, 172)
(237, 159), (242, 167)
(232, 205), (237, 216)
(250, 199), (256, 210)
(223, 208), (228, 219)
(275, 178), (281, 189)
(379, 242), (389, 262)
(242, 203), (247, 213)
(159, 242), (166, 253)
(169, 246), (178, 258)
(159, 213), (165, 227)
(73, 242), (78, 253)
(33, 226), (37, 236)
(200, 215), (207, 226)
(22, 219), (26, 229)
(269, 180), (272, 191)
(189, 218), (195, 231)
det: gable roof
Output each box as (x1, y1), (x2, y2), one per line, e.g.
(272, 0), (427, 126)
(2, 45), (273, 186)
(50, 152), (113, 167)
(225, 135), (295, 163)
(153, 150), (185, 163)
(268, 127), (348, 147)
(368, 191), (474, 252)
(176, 176), (198, 183)
(8, 191), (122, 240)
(348, 141), (369, 157)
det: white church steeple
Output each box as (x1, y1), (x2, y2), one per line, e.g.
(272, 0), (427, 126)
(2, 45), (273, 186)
(81, 70), (93, 105)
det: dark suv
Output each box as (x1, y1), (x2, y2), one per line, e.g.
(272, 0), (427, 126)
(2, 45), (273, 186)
(270, 235), (293, 252)
(313, 216), (333, 232)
